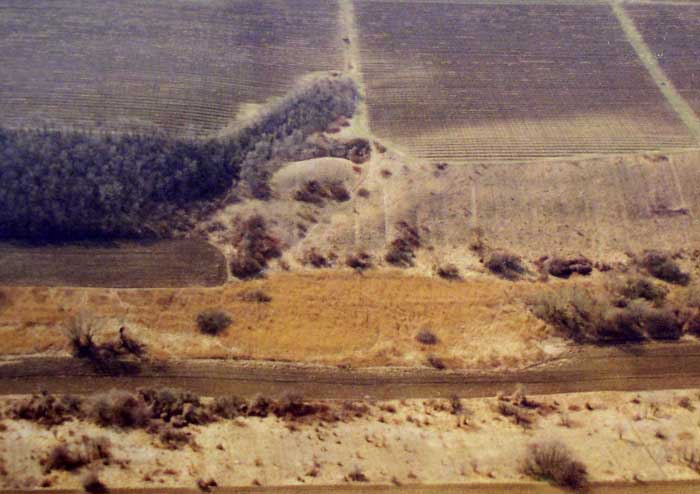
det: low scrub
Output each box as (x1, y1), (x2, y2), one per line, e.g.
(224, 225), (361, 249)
(485, 251), (525, 280)
(616, 276), (668, 305)
(436, 264), (461, 280)
(523, 440), (588, 490)
(12, 392), (84, 426)
(416, 329), (439, 345)
(238, 289), (272, 303)
(346, 252), (373, 272)
(90, 390), (151, 429)
(544, 256), (592, 279)
(42, 436), (112, 473)
(294, 180), (350, 206)
(640, 251), (690, 285)
(196, 310), (233, 336)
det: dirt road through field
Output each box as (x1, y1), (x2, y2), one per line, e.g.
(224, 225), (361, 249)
(2, 342), (699, 399)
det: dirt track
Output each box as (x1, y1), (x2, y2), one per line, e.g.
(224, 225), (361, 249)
(0, 240), (227, 288)
(4, 480), (700, 494)
(2, 342), (699, 399)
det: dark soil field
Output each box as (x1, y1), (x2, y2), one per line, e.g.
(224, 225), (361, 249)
(0, 0), (344, 136)
(355, 1), (697, 162)
(0, 239), (227, 287)
(626, 3), (700, 116)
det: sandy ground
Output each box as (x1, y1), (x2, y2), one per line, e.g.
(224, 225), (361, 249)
(0, 272), (556, 370)
(1, 389), (699, 490)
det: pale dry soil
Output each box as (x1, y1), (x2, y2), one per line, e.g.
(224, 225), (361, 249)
(1, 389), (699, 490)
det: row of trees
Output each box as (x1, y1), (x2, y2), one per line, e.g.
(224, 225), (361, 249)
(0, 75), (358, 241)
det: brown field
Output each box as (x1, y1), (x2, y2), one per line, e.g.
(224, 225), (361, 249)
(0, 0), (343, 136)
(0, 239), (227, 288)
(626, 3), (700, 116)
(0, 272), (552, 368)
(354, 1), (697, 162)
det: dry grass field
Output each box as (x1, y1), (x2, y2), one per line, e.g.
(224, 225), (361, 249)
(354, 1), (697, 162)
(0, 0), (344, 136)
(0, 240), (227, 288)
(626, 3), (700, 117)
(0, 272), (552, 368)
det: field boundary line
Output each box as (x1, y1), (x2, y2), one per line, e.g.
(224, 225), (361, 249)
(612, 1), (700, 141)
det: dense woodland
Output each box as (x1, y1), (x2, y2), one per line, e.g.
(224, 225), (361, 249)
(0, 76), (357, 241)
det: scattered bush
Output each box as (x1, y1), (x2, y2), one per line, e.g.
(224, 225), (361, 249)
(346, 252), (373, 272)
(196, 310), (232, 336)
(210, 396), (249, 419)
(140, 388), (212, 426)
(385, 221), (421, 267)
(238, 289), (272, 303)
(357, 187), (370, 198)
(642, 307), (683, 340)
(0, 75), (358, 241)
(303, 248), (330, 268)
(272, 394), (319, 418)
(546, 257), (593, 278)
(523, 440), (588, 490)
(485, 251), (525, 280)
(640, 251), (690, 285)
(12, 392), (83, 426)
(158, 426), (195, 450)
(374, 141), (387, 153)
(347, 467), (369, 482)
(416, 329), (439, 345)
(436, 264), (461, 280)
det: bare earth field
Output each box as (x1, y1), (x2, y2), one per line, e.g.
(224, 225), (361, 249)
(0, 240), (227, 288)
(0, 0), (344, 136)
(627, 3), (700, 117)
(354, 1), (697, 162)
(2, 389), (700, 490)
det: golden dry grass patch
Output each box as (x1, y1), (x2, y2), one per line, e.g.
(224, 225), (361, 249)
(0, 272), (554, 368)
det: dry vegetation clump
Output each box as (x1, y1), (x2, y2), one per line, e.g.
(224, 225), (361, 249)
(530, 286), (684, 344)
(436, 264), (461, 280)
(374, 141), (387, 153)
(90, 390), (151, 429)
(357, 187), (370, 198)
(42, 436), (112, 473)
(11, 392), (84, 426)
(680, 447), (700, 473)
(347, 466), (369, 482)
(210, 396), (251, 419)
(302, 248), (331, 268)
(346, 252), (373, 272)
(485, 251), (525, 280)
(293, 180), (350, 206)
(65, 313), (146, 374)
(416, 329), (439, 345)
(238, 289), (272, 303)
(158, 426), (196, 450)
(639, 251), (690, 285)
(385, 221), (421, 267)
(197, 478), (218, 492)
(272, 394), (324, 419)
(523, 440), (588, 491)
(230, 215), (282, 280)
(542, 256), (593, 279)
(139, 388), (212, 427)
(615, 276), (668, 305)
(196, 310), (232, 336)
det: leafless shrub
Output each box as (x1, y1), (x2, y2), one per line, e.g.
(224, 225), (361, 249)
(678, 396), (695, 411)
(82, 471), (109, 493)
(523, 440), (588, 490)
(248, 395), (273, 418)
(427, 355), (446, 370)
(12, 392), (83, 426)
(196, 310), (232, 336)
(497, 402), (534, 427)
(640, 251), (690, 285)
(357, 187), (370, 198)
(210, 396), (249, 419)
(485, 251), (525, 280)
(294, 180), (350, 206)
(416, 329), (439, 345)
(380, 169), (392, 178)
(197, 478), (218, 492)
(158, 426), (195, 450)
(90, 390), (151, 429)
(346, 252), (373, 272)
(642, 307), (683, 340)
(238, 289), (272, 303)
(436, 264), (461, 280)
(272, 393), (319, 419)
(42, 436), (112, 473)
